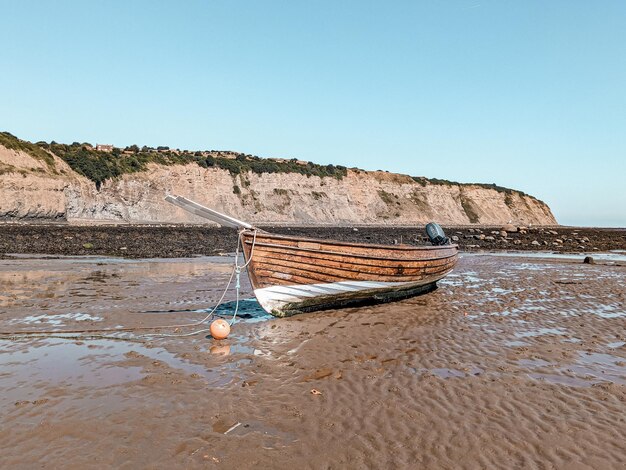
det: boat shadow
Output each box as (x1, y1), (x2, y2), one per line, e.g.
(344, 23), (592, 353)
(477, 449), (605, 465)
(213, 298), (273, 323)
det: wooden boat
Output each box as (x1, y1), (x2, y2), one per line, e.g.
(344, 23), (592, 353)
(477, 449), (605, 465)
(166, 195), (458, 317)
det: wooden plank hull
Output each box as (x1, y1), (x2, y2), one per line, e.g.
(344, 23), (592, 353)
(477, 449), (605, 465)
(241, 230), (458, 317)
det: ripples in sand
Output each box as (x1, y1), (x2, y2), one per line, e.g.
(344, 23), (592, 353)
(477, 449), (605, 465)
(0, 253), (624, 468)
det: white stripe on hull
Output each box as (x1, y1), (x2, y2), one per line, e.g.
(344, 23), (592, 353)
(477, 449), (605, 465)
(253, 276), (445, 316)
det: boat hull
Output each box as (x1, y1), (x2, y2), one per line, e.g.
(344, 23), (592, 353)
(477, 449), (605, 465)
(254, 278), (440, 317)
(241, 230), (458, 317)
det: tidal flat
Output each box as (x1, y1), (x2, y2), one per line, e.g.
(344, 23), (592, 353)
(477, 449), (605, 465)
(0, 253), (625, 468)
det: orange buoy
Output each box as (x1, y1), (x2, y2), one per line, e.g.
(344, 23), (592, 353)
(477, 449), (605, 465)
(210, 319), (230, 340)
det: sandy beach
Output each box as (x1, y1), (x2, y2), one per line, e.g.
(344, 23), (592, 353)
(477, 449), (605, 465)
(0, 251), (624, 469)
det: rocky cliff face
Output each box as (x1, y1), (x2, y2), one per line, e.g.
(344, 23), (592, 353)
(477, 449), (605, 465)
(0, 144), (557, 225)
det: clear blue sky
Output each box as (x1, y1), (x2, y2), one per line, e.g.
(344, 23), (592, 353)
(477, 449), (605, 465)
(2, 0), (625, 226)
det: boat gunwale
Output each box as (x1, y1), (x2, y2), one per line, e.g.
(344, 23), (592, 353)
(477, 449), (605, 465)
(241, 230), (459, 252)
(245, 240), (459, 263)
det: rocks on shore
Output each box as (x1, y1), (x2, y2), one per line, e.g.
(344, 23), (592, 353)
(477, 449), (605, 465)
(0, 225), (622, 258)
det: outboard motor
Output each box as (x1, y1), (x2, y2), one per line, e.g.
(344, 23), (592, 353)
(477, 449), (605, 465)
(426, 222), (450, 246)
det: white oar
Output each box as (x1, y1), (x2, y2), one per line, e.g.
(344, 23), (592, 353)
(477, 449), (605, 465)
(165, 194), (255, 229)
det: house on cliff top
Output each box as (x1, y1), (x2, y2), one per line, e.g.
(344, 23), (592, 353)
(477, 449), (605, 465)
(96, 144), (113, 152)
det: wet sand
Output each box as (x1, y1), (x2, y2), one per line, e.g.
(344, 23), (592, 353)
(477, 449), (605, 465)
(1, 253), (625, 468)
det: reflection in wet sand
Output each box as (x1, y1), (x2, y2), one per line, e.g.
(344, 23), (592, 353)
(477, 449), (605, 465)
(0, 255), (247, 326)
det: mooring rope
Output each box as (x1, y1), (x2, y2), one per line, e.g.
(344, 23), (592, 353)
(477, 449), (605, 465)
(0, 229), (258, 340)
(230, 228), (258, 326)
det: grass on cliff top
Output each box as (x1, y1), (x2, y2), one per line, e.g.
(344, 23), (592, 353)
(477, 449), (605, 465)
(40, 142), (348, 186)
(0, 132), (56, 169)
(411, 175), (539, 201)
(0, 132), (347, 186)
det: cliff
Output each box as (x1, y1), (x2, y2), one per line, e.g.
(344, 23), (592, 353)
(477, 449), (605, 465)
(0, 133), (557, 225)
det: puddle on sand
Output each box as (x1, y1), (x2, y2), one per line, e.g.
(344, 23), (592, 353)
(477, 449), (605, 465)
(10, 312), (103, 326)
(0, 339), (142, 406)
(593, 304), (625, 319)
(430, 367), (482, 378)
(527, 373), (593, 388)
(519, 358), (552, 368)
(504, 340), (529, 347)
(571, 352), (626, 385)
(410, 366), (484, 379)
(519, 351), (626, 387)
(0, 336), (252, 407)
(211, 419), (297, 449)
(0, 255), (239, 314)
(514, 327), (567, 338)
(562, 337), (582, 344)
(469, 251), (626, 264)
